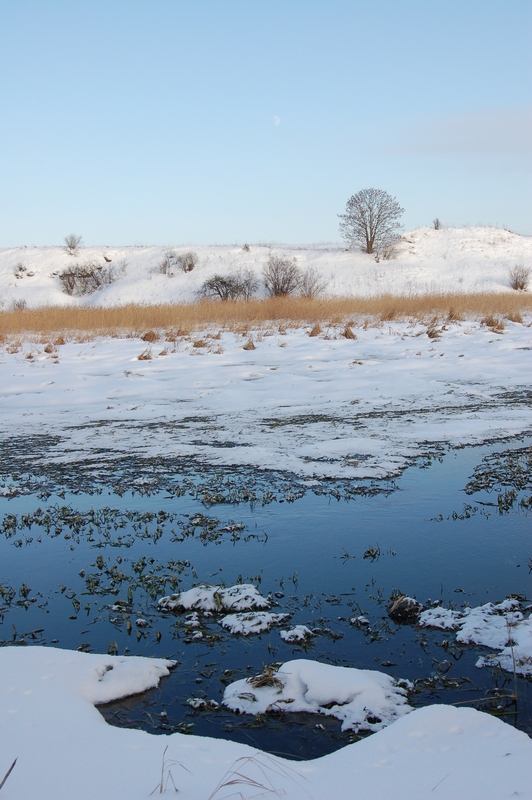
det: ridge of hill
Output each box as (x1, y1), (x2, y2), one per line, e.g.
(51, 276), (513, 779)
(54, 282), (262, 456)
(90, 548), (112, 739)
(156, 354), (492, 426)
(1, 226), (530, 310)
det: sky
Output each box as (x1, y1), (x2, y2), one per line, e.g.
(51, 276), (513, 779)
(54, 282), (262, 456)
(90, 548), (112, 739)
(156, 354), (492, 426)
(0, 0), (531, 246)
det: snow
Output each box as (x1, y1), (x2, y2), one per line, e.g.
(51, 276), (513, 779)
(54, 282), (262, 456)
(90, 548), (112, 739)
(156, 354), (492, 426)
(0, 306), (531, 484)
(420, 599), (532, 675)
(223, 659), (412, 733)
(280, 624), (314, 642)
(1, 227), (531, 310)
(220, 610), (291, 635)
(1, 646), (532, 800)
(2, 228), (532, 797)
(158, 583), (271, 613)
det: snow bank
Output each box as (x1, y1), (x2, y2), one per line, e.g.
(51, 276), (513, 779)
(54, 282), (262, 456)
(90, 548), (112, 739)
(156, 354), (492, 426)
(2, 646), (532, 799)
(223, 659), (412, 733)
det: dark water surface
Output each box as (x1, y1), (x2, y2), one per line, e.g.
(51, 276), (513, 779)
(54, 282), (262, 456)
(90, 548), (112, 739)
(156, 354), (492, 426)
(1, 437), (530, 759)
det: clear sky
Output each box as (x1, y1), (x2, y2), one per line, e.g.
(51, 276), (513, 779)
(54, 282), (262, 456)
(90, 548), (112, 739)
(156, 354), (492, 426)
(1, 0), (530, 246)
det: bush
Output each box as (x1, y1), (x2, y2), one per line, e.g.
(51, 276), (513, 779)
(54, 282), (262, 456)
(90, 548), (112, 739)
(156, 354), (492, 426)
(63, 234), (82, 256)
(298, 266), (327, 298)
(433, 218), (442, 230)
(374, 244), (399, 262)
(58, 261), (117, 296)
(158, 249), (199, 275)
(263, 255), (301, 297)
(177, 251), (199, 272)
(508, 264), (531, 291)
(199, 269), (259, 301)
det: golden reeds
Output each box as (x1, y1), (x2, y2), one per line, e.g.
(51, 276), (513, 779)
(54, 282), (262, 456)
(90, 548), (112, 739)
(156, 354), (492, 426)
(0, 293), (530, 340)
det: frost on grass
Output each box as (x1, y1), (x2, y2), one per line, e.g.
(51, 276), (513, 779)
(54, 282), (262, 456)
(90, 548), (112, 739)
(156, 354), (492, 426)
(419, 598), (532, 676)
(220, 611), (291, 636)
(223, 659), (412, 732)
(158, 583), (270, 613)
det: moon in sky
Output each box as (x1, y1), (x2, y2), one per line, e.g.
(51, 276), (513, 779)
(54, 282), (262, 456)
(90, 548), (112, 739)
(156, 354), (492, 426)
(273, 115), (281, 126)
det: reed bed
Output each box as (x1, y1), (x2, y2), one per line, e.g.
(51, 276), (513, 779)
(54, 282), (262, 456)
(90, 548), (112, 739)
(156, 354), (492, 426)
(0, 293), (530, 340)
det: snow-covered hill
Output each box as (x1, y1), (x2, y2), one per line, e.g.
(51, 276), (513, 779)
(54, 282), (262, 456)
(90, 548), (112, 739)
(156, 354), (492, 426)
(1, 226), (530, 310)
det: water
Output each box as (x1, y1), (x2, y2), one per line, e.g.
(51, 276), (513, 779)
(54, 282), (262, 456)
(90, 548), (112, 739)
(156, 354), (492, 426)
(1, 437), (530, 759)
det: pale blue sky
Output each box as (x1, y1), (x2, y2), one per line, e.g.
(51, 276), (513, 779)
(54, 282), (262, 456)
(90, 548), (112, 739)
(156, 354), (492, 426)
(1, 0), (530, 245)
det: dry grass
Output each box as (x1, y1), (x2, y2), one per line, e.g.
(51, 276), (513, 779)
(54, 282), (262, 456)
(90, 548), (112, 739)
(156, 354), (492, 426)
(0, 293), (530, 341)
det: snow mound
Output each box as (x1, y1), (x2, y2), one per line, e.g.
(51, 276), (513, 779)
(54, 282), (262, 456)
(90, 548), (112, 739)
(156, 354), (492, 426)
(280, 625), (313, 642)
(223, 658), (412, 732)
(158, 583), (270, 613)
(220, 611), (290, 635)
(420, 599), (532, 675)
(2, 646), (532, 799)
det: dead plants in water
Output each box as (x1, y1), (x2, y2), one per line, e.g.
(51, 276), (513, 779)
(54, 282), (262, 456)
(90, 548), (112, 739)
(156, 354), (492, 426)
(247, 664), (284, 691)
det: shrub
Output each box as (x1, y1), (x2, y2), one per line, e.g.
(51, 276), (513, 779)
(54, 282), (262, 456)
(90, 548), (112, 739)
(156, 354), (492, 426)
(199, 270), (259, 301)
(263, 255), (301, 297)
(11, 298), (27, 311)
(158, 249), (199, 275)
(298, 266), (327, 299)
(177, 251), (199, 272)
(508, 264), (531, 291)
(58, 261), (117, 296)
(433, 218), (442, 230)
(375, 244), (399, 263)
(63, 234), (82, 256)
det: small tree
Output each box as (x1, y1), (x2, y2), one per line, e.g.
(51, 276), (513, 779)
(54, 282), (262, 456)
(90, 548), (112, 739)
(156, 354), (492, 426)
(199, 270), (259, 301)
(298, 266), (327, 298)
(338, 188), (404, 254)
(263, 255), (302, 296)
(63, 234), (83, 256)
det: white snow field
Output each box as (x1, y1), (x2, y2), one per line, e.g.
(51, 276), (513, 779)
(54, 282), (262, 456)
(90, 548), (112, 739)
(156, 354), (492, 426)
(1, 227), (532, 798)
(1, 646), (532, 800)
(1, 226), (531, 309)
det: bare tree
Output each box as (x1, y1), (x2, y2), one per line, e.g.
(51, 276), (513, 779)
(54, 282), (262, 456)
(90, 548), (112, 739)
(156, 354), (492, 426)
(263, 255), (301, 296)
(63, 233), (83, 256)
(338, 189), (404, 254)
(198, 269), (259, 301)
(298, 266), (327, 298)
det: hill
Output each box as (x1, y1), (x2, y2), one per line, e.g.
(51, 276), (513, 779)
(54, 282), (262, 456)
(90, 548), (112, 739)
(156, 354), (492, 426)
(1, 226), (530, 310)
